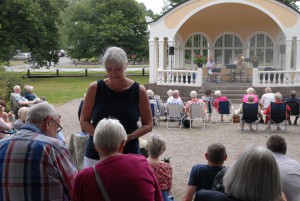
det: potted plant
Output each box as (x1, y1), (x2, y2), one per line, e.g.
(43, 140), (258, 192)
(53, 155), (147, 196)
(193, 54), (207, 68)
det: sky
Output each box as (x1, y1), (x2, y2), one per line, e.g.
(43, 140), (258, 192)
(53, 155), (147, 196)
(135, 0), (165, 14)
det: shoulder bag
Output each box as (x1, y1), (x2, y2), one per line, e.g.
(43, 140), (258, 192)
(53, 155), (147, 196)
(93, 165), (111, 201)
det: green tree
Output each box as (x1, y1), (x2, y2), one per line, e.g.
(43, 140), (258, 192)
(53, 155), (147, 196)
(0, 0), (68, 67)
(65, 0), (148, 61)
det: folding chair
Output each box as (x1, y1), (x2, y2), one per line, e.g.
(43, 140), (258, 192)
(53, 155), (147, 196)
(10, 93), (21, 119)
(241, 103), (259, 132)
(267, 102), (287, 133)
(285, 101), (299, 125)
(215, 101), (232, 124)
(166, 103), (183, 129)
(149, 99), (160, 126)
(189, 103), (207, 129)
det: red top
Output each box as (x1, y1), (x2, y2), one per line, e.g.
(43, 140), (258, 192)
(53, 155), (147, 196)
(73, 154), (163, 201)
(150, 162), (173, 191)
(214, 96), (228, 109)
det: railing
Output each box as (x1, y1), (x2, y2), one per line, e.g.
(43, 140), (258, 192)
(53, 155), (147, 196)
(156, 69), (202, 86)
(252, 68), (300, 87)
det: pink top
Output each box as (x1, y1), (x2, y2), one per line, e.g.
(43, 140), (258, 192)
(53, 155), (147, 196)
(214, 96), (228, 108)
(243, 94), (258, 103)
(74, 154), (163, 201)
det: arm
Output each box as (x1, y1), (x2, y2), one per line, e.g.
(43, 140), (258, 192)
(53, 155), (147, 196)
(182, 185), (197, 201)
(80, 82), (97, 136)
(0, 117), (13, 131)
(129, 85), (153, 140)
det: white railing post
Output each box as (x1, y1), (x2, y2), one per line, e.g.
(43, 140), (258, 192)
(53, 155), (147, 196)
(197, 68), (202, 86)
(252, 68), (258, 87)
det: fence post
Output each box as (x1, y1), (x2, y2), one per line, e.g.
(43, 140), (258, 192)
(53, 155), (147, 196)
(56, 69), (59, 77)
(142, 68), (145, 76)
(85, 69), (88, 76)
(27, 69), (30, 78)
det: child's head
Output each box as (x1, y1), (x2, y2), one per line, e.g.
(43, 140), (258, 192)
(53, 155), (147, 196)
(205, 143), (227, 165)
(204, 89), (212, 96)
(146, 134), (166, 158)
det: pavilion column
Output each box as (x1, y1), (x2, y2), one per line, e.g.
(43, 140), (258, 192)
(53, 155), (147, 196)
(158, 39), (165, 70)
(148, 39), (155, 83)
(285, 39), (293, 70)
(168, 39), (174, 70)
(296, 39), (300, 71)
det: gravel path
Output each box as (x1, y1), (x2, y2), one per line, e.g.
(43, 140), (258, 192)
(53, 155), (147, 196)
(56, 99), (300, 200)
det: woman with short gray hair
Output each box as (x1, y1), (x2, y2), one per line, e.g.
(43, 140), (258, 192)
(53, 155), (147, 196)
(74, 119), (163, 201)
(185, 90), (206, 118)
(80, 46), (153, 168)
(243, 87), (258, 103)
(146, 134), (173, 201)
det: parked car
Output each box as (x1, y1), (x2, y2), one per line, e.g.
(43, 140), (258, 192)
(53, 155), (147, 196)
(12, 52), (31, 61)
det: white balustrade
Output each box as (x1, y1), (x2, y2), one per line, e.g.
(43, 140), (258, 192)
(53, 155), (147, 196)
(156, 69), (202, 86)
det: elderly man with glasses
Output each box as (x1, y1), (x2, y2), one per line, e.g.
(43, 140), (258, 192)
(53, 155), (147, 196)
(0, 102), (77, 201)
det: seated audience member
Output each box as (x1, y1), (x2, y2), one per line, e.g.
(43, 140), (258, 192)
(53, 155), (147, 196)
(264, 92), (290, 127)
(213, 90), (229, 121)
(267, 135), (300, 201)
(284, 90), (300, 125)
(24, 85), (38, 101)
(194, 145), (284, 201)
(147, 89), (161, 115)
(11, 85), (35, 107)
(185, 90), (206, 118)
(201, 89), (214, 122)
(0, 102), (78, 200)
(0, 102), (14, 138)
(235, 95), (262, 131)
(167, 90), (184, 110)
(73, 118), (163, 201)
(242, 87), (258, 103)
(167, 89), (173, 102)
(260, 87), (275, 110)
(182, 143), (227, 201)
(13, 107), (28, 131)
(146, 134), (173, 201)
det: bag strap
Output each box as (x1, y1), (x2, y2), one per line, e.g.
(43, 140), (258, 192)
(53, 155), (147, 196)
(93, 165), (111, 201)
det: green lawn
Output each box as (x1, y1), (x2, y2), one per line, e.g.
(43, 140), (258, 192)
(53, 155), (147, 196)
(25, 76), (149, 105)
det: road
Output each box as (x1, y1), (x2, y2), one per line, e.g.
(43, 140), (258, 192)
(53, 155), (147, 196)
(5, 57), (148, 72)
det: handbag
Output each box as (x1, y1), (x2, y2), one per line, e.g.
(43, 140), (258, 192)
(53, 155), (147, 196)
(232, 114), (240, 123)
(93, 165), (111, 201)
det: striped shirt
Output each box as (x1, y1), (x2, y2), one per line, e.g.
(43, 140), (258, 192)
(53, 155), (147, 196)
(0, 124), (78, 201)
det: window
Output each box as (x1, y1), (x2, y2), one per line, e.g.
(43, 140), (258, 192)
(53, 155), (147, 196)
(248, 33), (274, 67)
(214, 34), (243, 65)
(184, 34), (209, 67)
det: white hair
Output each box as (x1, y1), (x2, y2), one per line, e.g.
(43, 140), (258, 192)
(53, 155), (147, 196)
(93, 118), (127, 155)
(274, 92), (282, 101)
(265, 87), (272, 93)
(145, 134), (166, 158)
(223, 145), (281, 201)
(147, 89), (154, 98)
(190, 90), (198, 98)
(26, 102), (58, 124)
(102, 47), (128, 69)
(214, 90), (221, 97)
(13, 85), (21, 92)
(167, 89), (173, 97)
(246, 87), (254, 94)
(18, 107), (29, 123)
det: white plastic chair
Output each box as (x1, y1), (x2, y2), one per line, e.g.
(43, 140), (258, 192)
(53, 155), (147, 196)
(189, 103), (207, 129)
(167, 103), (183, 129)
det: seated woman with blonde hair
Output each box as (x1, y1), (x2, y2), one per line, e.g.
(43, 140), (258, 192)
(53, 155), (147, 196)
(146, 134), (173, 201)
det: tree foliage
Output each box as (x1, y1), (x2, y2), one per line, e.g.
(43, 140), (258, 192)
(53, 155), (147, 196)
(65, 0), (148, 61)
(0, 0), (68, 67)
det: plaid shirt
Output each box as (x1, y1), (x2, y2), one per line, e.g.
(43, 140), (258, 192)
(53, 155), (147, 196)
(0, 124), (78, 201)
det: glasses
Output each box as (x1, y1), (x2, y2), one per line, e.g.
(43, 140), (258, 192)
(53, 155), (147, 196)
(51, 117), (63, 134)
